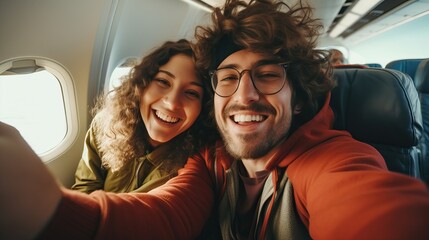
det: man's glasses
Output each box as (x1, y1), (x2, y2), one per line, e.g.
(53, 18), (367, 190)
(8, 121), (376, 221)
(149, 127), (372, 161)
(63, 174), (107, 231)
(210, 63), (288, 97)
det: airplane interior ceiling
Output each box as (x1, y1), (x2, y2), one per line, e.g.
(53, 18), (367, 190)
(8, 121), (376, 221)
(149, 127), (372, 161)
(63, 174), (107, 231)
(2, 0), (429, 90)
(199, 0), (429, 46)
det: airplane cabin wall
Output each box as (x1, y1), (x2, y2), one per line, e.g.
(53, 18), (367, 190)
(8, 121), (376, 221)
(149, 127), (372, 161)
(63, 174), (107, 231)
(0, 0), (110, 187)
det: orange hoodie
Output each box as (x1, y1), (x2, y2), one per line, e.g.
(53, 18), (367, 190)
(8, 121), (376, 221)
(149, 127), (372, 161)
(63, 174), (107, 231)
(39, 93), (429, 239)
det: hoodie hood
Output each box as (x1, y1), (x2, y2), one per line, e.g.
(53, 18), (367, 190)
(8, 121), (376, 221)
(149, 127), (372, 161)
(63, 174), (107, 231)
(264, 92), (351, 171)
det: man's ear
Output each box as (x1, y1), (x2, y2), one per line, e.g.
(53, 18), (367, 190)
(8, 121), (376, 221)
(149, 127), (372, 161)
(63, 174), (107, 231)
(293, 103), (303, 115)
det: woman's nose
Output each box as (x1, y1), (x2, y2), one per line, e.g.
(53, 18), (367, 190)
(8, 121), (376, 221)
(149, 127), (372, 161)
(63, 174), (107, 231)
(162, 90), (183, 109)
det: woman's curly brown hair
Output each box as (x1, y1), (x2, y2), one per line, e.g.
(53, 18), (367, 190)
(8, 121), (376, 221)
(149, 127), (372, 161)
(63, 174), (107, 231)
(92, 39), (214, 172)
(193, 0), (334, 131)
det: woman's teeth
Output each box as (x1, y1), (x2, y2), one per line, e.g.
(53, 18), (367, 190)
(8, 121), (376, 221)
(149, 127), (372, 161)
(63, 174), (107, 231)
(155, 110), (180, 123)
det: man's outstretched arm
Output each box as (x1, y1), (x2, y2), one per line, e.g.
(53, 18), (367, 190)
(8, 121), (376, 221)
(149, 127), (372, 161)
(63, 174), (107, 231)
(0, 121), (215, 239)
(0, 122), (62, 239)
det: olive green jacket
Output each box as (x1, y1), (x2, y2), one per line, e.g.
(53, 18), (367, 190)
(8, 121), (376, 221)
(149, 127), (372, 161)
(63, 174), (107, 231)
(71, 125), (179, 193)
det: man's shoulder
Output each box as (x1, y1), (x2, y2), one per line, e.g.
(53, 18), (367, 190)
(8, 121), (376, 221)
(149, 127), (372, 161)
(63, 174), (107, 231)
(287, 134), (386, 182)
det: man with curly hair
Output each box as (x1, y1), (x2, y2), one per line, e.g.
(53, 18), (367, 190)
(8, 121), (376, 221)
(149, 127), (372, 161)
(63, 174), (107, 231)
(192, 0), (428, 239)
(1, 1), (429, 239)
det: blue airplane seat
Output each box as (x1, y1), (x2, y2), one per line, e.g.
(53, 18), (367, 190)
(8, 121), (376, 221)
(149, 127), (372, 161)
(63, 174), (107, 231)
(385, 59), (425, 82)
(414, 59), (429, 184)
(331, 68), (424, 181)
(364, 63), (382, 68)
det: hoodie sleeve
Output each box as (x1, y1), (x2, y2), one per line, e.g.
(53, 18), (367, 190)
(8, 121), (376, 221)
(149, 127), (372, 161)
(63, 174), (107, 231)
(288, 136), (429, 240)
(38, 152), (214, 240)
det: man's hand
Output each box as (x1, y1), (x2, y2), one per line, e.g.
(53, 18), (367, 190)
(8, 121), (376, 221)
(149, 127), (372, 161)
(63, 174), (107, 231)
(0, 122), (62, 239)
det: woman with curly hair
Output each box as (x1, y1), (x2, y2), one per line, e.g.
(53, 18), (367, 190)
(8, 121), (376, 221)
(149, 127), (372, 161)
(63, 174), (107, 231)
(71, 39), (215, 193)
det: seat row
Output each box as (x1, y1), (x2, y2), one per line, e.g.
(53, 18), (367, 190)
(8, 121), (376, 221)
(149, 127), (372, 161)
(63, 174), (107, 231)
(331, 58), (429, 185)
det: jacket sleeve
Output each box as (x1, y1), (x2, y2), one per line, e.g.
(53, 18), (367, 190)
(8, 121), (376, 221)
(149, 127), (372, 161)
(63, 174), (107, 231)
(288, 137), (429, 240)
(38, 151), (215, 240)
(71, 125), (106, 193)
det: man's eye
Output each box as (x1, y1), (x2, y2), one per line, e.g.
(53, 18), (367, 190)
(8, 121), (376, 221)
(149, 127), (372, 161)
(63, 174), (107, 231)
(254, 71), (282, 82)
(256, 72), (281, 78)
(219, 75), (239, 82)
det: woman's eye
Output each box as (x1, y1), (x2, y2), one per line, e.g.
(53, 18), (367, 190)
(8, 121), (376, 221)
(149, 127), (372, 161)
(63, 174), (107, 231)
(154, 78), (170, 88)
(185, 90), (201, 99)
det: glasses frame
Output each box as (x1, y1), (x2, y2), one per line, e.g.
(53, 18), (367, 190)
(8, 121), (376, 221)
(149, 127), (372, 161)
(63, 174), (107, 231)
(209, 62), (289, 97)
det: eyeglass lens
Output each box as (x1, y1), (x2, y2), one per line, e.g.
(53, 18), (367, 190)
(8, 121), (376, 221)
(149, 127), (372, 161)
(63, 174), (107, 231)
(211, 63), (286, 97)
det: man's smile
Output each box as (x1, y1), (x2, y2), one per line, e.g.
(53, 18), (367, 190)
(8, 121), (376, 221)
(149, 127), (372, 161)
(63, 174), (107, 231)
(232, 114), (267, 124)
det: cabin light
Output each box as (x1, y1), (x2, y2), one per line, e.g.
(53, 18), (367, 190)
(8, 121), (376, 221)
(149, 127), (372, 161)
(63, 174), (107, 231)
(329, 0), (383, 38)
(330, 12), (360, 38)
(200, 0), (224, 8)
(180, 0), (213, 12)
(351, 0), (384, 15)
(339, 12), (361, 28)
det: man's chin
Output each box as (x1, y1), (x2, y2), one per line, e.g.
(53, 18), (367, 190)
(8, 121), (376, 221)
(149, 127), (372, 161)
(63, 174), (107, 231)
(225, 140), (270, 159)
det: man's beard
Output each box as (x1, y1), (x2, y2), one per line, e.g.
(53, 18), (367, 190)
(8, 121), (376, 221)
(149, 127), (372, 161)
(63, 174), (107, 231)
(217, 115), (291, 160)
(215, 101), (293, 159)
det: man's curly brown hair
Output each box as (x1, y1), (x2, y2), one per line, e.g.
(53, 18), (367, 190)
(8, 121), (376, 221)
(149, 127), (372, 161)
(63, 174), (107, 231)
(193, 0), (334, 130)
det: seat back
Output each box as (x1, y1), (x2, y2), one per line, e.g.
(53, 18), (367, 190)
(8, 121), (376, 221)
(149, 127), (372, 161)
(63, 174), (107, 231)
(414, 59), (429, 184)
(330, 68), (423, 179)
(385, 59), (425, 81)
(364, 63), (382, 68)
(334, 64), (368, 69)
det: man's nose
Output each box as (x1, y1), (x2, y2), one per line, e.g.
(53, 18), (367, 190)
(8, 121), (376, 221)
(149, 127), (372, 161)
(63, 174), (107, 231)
(232, 72), (260, 104)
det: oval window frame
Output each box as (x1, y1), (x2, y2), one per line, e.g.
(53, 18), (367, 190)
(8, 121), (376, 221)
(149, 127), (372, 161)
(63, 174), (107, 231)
(0, 56), (78, 162)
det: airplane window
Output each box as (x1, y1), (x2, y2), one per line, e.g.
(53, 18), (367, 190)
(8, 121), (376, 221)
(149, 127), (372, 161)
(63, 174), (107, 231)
(108, 57), (136, 92)
(0, 70), (66, 154)
(109, 66), (132, 91)
(0, 58), (78, 162)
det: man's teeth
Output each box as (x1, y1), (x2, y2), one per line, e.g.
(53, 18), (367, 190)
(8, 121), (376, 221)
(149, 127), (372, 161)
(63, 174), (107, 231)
(156, 111), (179, 123)
(233, 114), (264, 123)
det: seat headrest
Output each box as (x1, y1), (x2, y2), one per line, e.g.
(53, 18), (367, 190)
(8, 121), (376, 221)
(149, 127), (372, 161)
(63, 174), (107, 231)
(385, 59), (425, 80)
(364, 63), (382, 68)
(334, 64), (368, 69)
(414, 59), (429, 93)
(331, 68), (422, 147)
